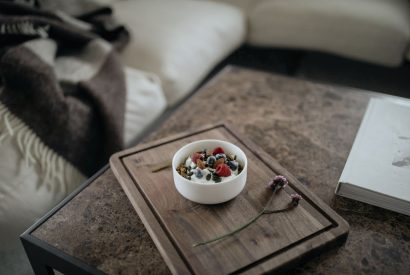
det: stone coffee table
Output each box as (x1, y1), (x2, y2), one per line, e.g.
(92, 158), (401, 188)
(21, 67), (410, 275)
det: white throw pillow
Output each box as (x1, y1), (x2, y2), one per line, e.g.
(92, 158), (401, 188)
(114, 0), (246, 106)
(123, 67), (166, 145)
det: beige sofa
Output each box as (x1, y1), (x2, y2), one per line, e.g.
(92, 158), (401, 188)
(215, 0), (410, 66)
(113, 0), (410, 107)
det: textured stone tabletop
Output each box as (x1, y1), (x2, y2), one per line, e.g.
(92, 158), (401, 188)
(33, 67), (410, 274)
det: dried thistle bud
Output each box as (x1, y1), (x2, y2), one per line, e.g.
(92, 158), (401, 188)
(290, 193), (302, 206)
(267, 175), (288, 191)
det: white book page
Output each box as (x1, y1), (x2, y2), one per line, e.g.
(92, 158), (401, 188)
(339, 98), (410, 202)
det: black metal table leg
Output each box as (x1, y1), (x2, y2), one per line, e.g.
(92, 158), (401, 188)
(21, 236), (54, 275)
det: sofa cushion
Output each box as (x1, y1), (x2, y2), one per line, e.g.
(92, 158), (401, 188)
(0, 101), (86, 273)
(113, 0), (246, 106)
(247, 0), (410, 67)
(123, 67), (166, 145)
(0, 102), (86, 239)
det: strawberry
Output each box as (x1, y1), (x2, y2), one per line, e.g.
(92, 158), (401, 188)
(191, 152), (202, 164)
(215, 163), (231, 177)
(212, 147), (224, 155)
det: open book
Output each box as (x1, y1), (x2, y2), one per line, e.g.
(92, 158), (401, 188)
(336, 97), (410, 216)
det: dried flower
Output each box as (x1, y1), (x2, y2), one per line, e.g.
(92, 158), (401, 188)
(290, 193), (302, 206)
(193, 175), (299, 247)
(267, 175), (288, 191)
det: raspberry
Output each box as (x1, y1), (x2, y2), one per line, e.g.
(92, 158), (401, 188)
(191, 152), (202, 164)
(212, 147), (224, 155)
(215, 163), (231, 177)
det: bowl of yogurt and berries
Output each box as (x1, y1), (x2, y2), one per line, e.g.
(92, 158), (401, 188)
(172, 139), (247, 204)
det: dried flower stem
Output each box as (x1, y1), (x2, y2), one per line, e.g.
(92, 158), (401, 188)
(193, 206), (294, 247)
(193, 209), (264, 247)
(193, 187), (297, 247)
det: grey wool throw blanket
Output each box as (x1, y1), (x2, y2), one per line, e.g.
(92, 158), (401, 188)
(0, 0), (130, 175)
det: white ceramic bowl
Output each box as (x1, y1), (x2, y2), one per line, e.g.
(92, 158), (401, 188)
(172, 139), (248, 204)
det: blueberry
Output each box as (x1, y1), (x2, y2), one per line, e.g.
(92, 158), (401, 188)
(206, 174), (211, 181)
(206, 156), (216, 167)
(214, 177), (221, 183)
(195, 169), (203, 179)
(227, 160), (238, 171)
(212, 173), (221, 183)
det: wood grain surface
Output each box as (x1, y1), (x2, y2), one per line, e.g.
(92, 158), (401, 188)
(110, 124), (349, 274)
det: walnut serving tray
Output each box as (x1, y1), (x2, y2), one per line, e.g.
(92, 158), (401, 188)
(110, 124), (349, 274)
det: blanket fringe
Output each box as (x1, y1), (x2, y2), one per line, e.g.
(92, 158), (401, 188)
(0, 21), (49, 38)
(0, 101), (84, 192)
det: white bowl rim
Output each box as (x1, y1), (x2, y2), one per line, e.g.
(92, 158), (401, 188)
(172, 139), (248, 186)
